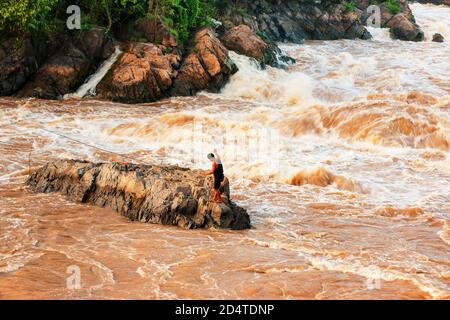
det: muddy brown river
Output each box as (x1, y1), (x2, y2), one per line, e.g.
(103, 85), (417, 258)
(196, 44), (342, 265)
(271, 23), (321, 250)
(0, 3), (448, 300)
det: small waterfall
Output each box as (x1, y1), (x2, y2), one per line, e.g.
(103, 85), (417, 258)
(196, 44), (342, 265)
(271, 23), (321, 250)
(64, 46), (122, 99)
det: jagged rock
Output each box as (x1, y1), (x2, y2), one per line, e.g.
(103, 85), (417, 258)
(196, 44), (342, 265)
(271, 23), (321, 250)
(97, 42), (180, 103)
(0, 37), (49, 96)
(26, 160), (251, 230)
(432, 33), (444, 42)
(171, 28), (237, 96)
(17, 28), (112, 99)
(221, 25), (268, 61)
(220, 0), (371, 42)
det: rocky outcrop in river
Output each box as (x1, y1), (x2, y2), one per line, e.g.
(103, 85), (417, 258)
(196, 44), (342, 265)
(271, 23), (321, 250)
(358, 0), (424, 41)
(0, 0), (427, 102)
(27, 160), (251, 230)
(414, 0), (450, 5)
(220, 0), (423, 42)
(97, 28), (237, 103)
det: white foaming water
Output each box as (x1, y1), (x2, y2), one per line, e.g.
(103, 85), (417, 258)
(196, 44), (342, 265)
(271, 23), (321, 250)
(366, 27), (392, 41)
(411, 2), (450, 41)
(0, 4), (449, 299)
(64, 46), (122, 99)
(220, 52), (315, 107)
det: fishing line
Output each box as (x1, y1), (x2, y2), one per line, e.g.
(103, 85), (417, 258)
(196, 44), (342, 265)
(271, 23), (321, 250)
(37, 127), (153, 166)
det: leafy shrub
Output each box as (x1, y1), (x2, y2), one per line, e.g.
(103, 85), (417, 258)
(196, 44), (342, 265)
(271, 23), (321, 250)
(0, 0), (214, 43)
(0, 0), (59, 34)
(386, 0), (401, 15)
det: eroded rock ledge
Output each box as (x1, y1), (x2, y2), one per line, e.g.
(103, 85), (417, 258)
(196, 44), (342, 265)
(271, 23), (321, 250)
(26, 160), (251, 230)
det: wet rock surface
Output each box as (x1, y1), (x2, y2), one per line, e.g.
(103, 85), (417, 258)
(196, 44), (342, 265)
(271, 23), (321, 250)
(170, 28), (238, 96)
(97, 42), (180, 103)
(432, 33), (445, 42)
(27, 159), (251, 230)
(221, 0), (372, 42)
(98, 28), (237, 102)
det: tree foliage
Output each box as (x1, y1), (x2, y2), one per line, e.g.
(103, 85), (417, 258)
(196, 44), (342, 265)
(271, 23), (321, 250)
(0, 0), (213, 42)
(0, 0), (59, 33)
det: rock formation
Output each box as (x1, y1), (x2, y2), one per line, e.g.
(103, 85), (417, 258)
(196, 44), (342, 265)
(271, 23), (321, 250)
(0, 37), (49, 96)
(17, 28), (113, 99)
(220, 24), (294, 68)
(0, 0), (430, 102)
(97, 28), (237, 102)
(26, 160), (251, 230)
(219, 0), (424, 42)
(432, 33), (445, 42)
(170, 28), (238, 97)
(358, 0), (424, 41)
(220, 0), (372, 42)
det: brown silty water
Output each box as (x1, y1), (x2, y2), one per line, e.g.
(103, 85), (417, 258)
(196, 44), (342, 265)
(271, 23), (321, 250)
(0, 3), (449, 300)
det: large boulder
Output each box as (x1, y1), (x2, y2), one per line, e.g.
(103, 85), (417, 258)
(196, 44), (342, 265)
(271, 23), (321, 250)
(414, 0), (450, 5)
(98, 28), (237, 102)
(220, 0), (371, 43)
(0, 37), (49, 96)
(17, 28), (113, 99)
(221, 24), (268, 61)
(170, 28), (237, 96)
(357, 0), (424, 41)
(96, 43), (180, 103)
(220, 24), (294, 68)
(387, 13), (424, 41)
(27, 160), (251, 230)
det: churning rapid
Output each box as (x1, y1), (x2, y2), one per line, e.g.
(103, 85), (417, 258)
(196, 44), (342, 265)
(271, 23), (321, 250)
(0, 3), (449, 299)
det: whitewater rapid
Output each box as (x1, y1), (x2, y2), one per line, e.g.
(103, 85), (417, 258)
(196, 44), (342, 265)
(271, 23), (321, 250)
(0, 3), (448, 299)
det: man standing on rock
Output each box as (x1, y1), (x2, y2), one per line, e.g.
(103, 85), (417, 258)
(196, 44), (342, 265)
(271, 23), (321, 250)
(204, 149), (224, 203)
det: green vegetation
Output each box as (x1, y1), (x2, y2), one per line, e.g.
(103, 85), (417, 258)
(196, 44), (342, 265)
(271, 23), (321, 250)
(0, 0), (60, 33)
(0, 0), (406, 42)
(0, 0), (213, 43)
(342, 1), (356, 12)
(157, 0), (214, 42)
(386, 0), (401, 15)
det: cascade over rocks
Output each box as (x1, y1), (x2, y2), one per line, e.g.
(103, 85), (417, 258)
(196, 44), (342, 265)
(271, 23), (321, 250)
(27, 160), (251, 230)
(0, 0), (430, 102)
